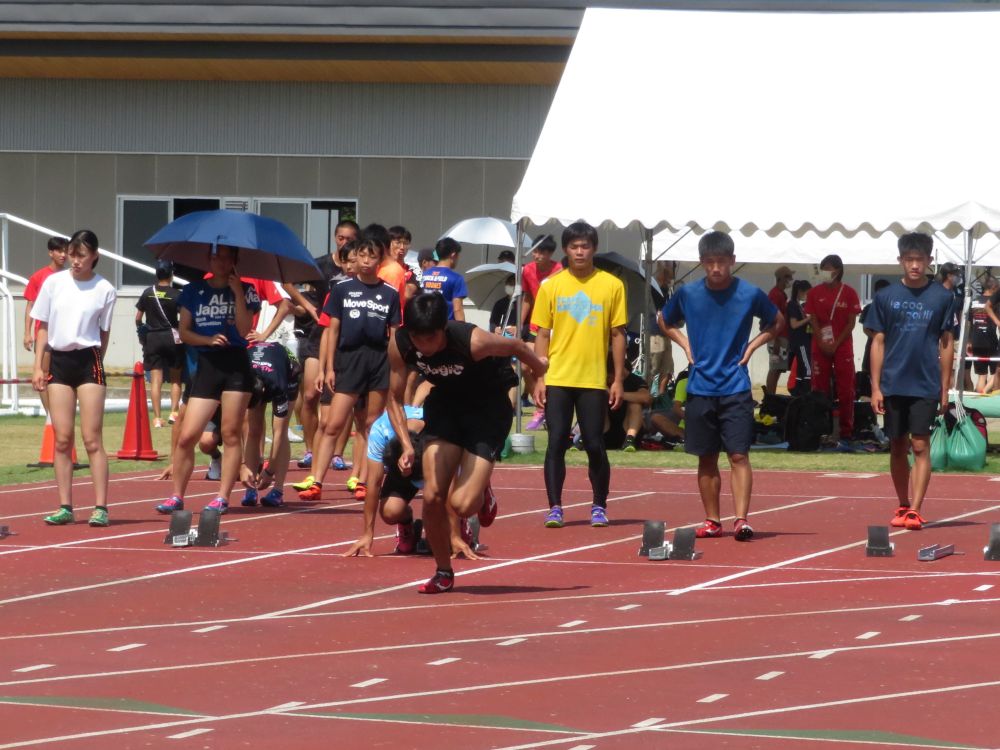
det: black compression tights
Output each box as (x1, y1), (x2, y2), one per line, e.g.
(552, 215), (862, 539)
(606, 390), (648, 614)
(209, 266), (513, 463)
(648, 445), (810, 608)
(543, 386), (610, 508)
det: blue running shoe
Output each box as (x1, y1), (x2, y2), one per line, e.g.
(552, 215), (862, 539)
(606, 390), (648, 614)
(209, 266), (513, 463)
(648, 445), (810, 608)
(261, 489), (284, 508)
(155, 496), (184, 514)
(544, 505), (564, 528)
(296, 451), (313, 469)
(241, 488), (258, 507)
(204, 497), (229, 514)
(591, 505), (609, 527)
(332, 455), (348, 470)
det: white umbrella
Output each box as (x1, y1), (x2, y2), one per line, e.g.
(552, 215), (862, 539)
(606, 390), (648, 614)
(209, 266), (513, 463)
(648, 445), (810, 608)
(440, 216), (533, 264)
(465, 262), (517, 309)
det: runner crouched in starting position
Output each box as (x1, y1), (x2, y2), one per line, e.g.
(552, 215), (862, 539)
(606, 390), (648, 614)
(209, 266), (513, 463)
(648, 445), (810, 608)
(241, 340), (302, 508)
(387, 292), (548, 593)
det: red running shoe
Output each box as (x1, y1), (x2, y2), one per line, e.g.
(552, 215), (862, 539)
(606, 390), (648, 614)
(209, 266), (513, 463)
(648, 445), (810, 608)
(297, 482), (322, 502)
(890, 505), (910, 528)
(904, 510), (926, 530)
(695, 518), (723, 538)
(417, 569), (454, 594)
(478, 482), (498, 527)
(353, 483), (367, 501)
(395, 520), (416, 554)
(460, 518), (474, 546)
(734, 517), (754, 542)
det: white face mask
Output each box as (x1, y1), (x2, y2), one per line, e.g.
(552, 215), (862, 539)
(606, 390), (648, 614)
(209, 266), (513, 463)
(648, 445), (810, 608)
(821, 269), (837, 283)
(505, 284), (515, 296)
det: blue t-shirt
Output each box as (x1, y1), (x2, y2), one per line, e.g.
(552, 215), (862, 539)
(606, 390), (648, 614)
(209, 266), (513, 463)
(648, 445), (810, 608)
(863, 280), (956, 399)
(661, 278), (777, 396)
(420, 266), (468, 320)
(177, 279), (261, 351)
(367, 406), (424, 488)
(322, 278), (401, 350)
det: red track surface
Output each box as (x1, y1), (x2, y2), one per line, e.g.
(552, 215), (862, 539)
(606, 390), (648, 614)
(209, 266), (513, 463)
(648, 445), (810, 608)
(1, 462), (999, 749)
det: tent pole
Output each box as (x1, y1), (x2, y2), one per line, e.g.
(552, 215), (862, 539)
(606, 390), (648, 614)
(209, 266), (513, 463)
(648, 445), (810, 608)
(642, 227), (654, 381)
(514, 219), (526, 433)
(953, 228), (976, 406)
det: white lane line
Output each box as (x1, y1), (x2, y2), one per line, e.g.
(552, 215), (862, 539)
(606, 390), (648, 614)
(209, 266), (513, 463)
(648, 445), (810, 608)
(697, 693), (727, 704)
(856, 631), (880, 640)
(656, 727), (973, 749)
(167, 728), (213, 740)
(267, 702), (306, 711)
(810, 650), (836, 660)
(497, 638), (527, 647)
(12, 664), (53, 673)
(974, 584), (994, 592)
(191, 625), (227, 634)
(350, 678), (386, 688)
(755, 671), (784, 681)
(630, 718), (666, 727)
(559, 620), (586, 629)
(566, 746), (596, 750)
(427, 657), (461, 666)
(254, 492), (833, 620)
(899, 615), (922, 622)
(669, 502), (1000, 597)
(615, 604), (641, 611)
(107, 644), (145, 653)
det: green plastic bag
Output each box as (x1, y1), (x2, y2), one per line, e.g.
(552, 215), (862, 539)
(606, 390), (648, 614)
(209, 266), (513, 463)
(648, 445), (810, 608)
(947, 404), (987, 471)
(929, 415), (949, 472)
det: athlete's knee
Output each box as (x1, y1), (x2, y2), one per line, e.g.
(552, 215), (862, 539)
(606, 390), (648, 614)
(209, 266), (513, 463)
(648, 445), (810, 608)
(729, 452), (749, 467)
(81, 434), (103, 454)
(53, 433), (74, 454)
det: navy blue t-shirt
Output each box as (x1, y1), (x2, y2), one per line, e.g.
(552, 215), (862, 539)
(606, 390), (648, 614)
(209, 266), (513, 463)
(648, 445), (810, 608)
(661, 278), (777, 396)
(864, 280), (956, 399)
(177, 279), (261, 352)
(322, 278), (400, 350)
(421, 266), (468, 320)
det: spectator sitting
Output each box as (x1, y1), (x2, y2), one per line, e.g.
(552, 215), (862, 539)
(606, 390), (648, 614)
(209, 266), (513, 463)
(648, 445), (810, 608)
(645, 367), (687, 445)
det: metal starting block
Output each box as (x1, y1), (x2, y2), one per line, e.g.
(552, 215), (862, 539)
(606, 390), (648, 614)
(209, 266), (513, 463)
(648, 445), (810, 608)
(866, 526), (894, 557)
(0, 525), (16, 539)
(638, 521), (666, 557)
(918, 543), (955, 562)
(163, 510), (193, 544)
(648, 526), (703, 561)
(984, 523), (1000, 562)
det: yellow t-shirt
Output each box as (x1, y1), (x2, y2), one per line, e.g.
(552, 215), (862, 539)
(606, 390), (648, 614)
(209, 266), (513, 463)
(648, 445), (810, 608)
(531, 268), (627, 389)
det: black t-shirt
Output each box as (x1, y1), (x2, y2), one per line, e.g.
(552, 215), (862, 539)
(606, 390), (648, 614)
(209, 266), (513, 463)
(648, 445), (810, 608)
(136, 284), (181, 331)
(323, 278), (401, 350)
(396, 321), (518, 398)
(787, 298), (811, 355)
(971, 293), (1000, 349)
(489, 295), (514, 333)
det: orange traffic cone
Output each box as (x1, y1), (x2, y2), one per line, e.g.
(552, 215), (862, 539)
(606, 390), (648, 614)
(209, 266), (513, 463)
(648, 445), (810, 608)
(26, 414), (81, 468)
(117, 362), (159, 460)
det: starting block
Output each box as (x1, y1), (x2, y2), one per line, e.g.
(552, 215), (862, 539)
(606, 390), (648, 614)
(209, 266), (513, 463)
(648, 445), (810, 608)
(192, 508), (222, 547)
(984, 523), (1000, 562)
(163, 510), (193, 545)
(918, 543), (955, 562)
(0, 525), (15, 539)
(648, 526), (703, 561)
(866, 526), (894, 557)
(638, 521), (666, 557)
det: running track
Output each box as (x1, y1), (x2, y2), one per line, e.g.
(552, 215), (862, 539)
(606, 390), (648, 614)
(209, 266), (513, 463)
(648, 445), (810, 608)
(0, 463), (998, 749)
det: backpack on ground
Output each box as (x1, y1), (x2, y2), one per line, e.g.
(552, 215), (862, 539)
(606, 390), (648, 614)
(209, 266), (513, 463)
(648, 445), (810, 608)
(784, 391), (833, 452)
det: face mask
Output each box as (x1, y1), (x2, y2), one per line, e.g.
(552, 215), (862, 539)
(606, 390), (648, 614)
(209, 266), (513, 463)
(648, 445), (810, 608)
(821, 270), (837, 283)
(505, 284), (515, 296)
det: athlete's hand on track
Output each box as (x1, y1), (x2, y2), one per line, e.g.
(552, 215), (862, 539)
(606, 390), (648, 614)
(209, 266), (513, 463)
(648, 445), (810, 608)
(342, 534), (374, 557)
(451, 536), (480, 560)
(157, 465), (173, 481)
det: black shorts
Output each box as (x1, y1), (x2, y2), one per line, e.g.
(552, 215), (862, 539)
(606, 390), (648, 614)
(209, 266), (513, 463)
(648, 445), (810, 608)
(249, 376), (300, 419)
(884, 395), (938, 439)
(143, 330), (183, 372)
(334, 346), (389, 394)
(189, 349), (254, 400)
(684, 391), (754, 456)
(380, 471), (420, 503)
(48, 347), (106, 388)
(423, 390), (513, 461)
(298, 334), (320, 362)
(969, 346), (997, 375)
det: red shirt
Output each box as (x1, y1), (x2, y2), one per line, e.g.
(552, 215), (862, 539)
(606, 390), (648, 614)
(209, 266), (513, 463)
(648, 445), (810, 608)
(522, 260), (562, 302)
(804, 282), (862, 353)
(767, 286), (789, 338)
(25, 266), (59, 336)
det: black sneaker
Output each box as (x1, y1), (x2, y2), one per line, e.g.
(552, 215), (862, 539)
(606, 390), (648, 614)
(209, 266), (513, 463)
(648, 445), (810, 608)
(622, 435), (637, 452)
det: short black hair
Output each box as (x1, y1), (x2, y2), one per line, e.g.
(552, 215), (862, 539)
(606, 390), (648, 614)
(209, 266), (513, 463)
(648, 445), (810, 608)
(405, 292), (448, 335)
(561, 221), (598, 250)
(497, 250), (515, 264)
(361, 223), (390, 253)
(698, 231), (735, 258)
(338, 240), (357, 264)
(791, 279), (812, 298)
(534, 233), (557, 253)
(388, 225), (412, 242)
(355, 237), (384, 260)
(435, 237), (462, 260)
(898, 232), (933, 257)
(874, 279), (891, 292)
(47, 236), (68, 252)
(335, 219), (360, 234)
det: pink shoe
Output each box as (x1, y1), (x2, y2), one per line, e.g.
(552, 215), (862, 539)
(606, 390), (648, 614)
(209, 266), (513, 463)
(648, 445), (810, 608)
(526, 410), (546, 430)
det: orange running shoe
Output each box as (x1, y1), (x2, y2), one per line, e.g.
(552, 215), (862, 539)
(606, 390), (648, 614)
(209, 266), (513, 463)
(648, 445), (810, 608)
(904, 510), (926, 530)
(353, 483), (367, 501)
(890, 505), (910, 528)
(297, 482), (322, 502)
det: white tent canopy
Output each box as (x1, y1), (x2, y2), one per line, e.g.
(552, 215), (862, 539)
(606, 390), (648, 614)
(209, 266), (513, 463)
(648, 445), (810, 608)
(512, 9), (1000, 239)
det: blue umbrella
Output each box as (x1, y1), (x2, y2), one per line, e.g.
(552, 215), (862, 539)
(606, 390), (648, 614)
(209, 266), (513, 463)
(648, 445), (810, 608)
(144, 209), (321, 283)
